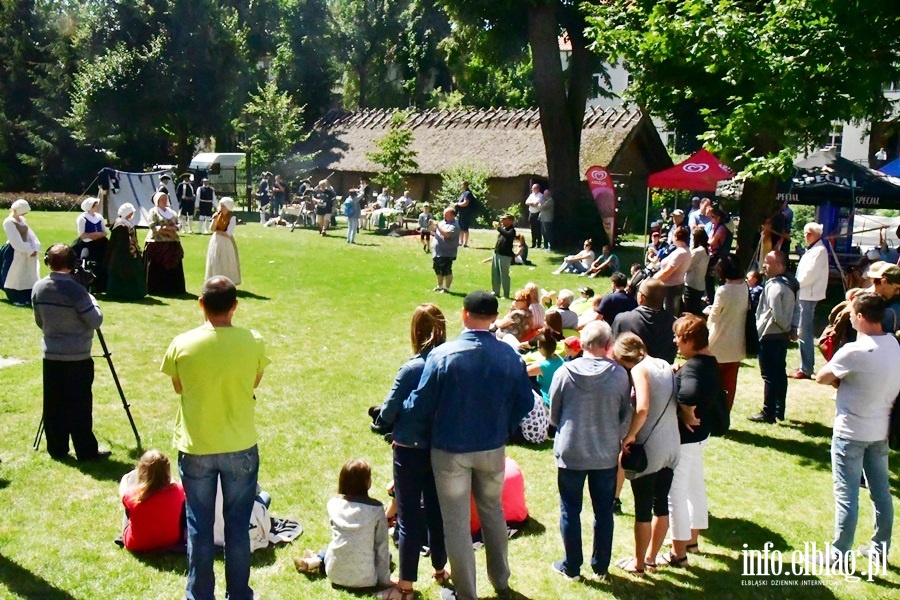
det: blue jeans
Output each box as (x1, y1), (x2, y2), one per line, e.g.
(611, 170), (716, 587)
(557, 466), (617, 577)
(798, 300), (817, 375)
(179, 446), (259, 600)
(562, 261), (587, 274)
(758, 337), (788, 420)
(831, 437), (893, 554)
(394, 445), (447, 582)
(346, 217), (359, 243)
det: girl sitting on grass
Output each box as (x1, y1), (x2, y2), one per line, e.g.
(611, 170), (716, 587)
(118, 449), (185, 552)
(294, 459), (399, 598)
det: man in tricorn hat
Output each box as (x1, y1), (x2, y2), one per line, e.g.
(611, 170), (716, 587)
(176, 173), (195, 233)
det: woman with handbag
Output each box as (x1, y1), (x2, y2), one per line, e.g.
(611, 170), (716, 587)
(662, 314), (721, 568)
(611, 333), (680, 577)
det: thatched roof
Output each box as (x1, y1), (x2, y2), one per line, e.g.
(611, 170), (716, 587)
(289, 106), (666, 179)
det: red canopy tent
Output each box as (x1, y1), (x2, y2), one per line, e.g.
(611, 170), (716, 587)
(644, 149), (734, 241)
(648, 148), (734, 190)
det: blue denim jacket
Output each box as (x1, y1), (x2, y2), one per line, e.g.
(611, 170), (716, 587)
(377, 353), (428, 447)
(402, 330), (534, 453)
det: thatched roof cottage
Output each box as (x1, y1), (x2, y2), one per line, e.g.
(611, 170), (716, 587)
(284, 106), (672, 214)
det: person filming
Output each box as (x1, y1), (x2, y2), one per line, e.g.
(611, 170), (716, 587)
(32, 243), (106, 461)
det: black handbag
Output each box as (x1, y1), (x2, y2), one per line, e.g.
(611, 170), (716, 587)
(621, 371), (675, 474)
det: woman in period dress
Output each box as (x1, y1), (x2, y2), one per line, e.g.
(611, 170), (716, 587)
(72, 197), (108, 292)
(205, 197), (241, 285)
(144, 192), (186, 296)
(1, 199), (41, 306)
(104, 203), (147, 300)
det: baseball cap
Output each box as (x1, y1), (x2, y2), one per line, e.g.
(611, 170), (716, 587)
(463, 291), (499, 316)
(578, 286), (594, 297)
(564, 336), (582, 352)
(672, 209), (684, 216)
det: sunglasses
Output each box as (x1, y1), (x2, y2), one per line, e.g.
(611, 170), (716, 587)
(873, 278), (882, 285)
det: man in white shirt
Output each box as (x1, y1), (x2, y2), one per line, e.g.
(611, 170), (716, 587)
(524, 183), (544, 249)
(790, 223), (829, 379)
(815, 292), (900, 566)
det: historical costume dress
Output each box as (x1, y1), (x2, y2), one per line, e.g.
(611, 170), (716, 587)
(1, 199), (41, 305)
(72, 197), (109, 293)
(144, 192), (186, 296)
(204, 197), (241, 285)
(104, 203), (147, 300)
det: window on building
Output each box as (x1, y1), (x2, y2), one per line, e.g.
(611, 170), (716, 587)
(883, 80), (900, 92)
(821, 124), (843, 154)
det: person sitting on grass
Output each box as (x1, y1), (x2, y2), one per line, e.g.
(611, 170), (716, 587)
(294, 459), (399, 598)
(513, 234), (531, 265)
(118, 449), (186, 553)
(525, 282), (546, 329)
(493, 290), (534, 348)
(583, 245), (620, 278)
(552, 240), (595, 275)
(547, 289), (579, 330)
(526, 332), (564, 408)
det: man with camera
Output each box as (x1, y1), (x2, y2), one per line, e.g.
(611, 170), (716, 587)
(31, 243), (106, 461)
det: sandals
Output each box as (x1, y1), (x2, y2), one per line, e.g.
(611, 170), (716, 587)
(658, 550), (689, 568)
(433, 570), (451, 586)
(643, 559), (657, 572)
(614, 557), (645, 578)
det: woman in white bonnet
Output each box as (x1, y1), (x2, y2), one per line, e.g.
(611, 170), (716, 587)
(144, 192), (186, 296)
(72, 197), (108, 291)
(205, 197), (241, 285)
(104, 202), (146, 300)
(1, 199), (41, 306)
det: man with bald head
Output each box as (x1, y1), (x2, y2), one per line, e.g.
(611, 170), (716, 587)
(611, 278), (677, 363)
(749, 251), (799, 423)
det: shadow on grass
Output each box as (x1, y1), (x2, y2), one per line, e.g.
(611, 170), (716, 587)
(781, 420), (833, 441)
(236, 289), (270, 300)
(57, 455), (135, 482)
(0, 478), (8, 490)
(0, 552), (77, 599)
(100, 295), (168, 306)
(516, 516), (546, 539)
(132, 543), (277, 574)
(724, 428), (831, 471)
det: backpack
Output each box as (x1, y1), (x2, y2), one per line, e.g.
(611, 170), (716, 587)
(890, 391), (900, 451)
(342, 197), (356, 217)
(817, 300), (853, 361)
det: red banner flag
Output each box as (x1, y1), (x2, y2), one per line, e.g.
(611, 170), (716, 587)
(586, 166), (616, 244)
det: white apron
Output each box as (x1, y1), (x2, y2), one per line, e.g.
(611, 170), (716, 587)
(3, 215), (40, 290)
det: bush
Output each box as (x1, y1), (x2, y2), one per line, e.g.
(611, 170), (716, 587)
(0, 193), (82, 212)
(434, 163), (495, 228)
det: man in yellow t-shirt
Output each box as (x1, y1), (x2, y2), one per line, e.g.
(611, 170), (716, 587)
(161, 276), (270, 600)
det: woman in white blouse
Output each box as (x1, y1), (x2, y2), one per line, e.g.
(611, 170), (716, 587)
(73, 197), (108, 291)
(704, 254), (747, 411)
(205, 197), (241, 285)
(1, 199), (41, 305)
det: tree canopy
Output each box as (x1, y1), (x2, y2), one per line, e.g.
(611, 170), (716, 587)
(586, 0), (900, 261)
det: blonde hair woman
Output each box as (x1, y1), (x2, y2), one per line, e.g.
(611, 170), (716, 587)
(118, 449), (185, 552)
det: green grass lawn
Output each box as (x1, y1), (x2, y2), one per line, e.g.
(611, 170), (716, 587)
(0, 212), (898, 599)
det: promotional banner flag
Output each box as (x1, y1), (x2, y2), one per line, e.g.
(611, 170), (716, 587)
(586, 166), (616, 244)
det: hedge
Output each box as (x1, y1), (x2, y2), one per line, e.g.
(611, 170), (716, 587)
(0, 193), (83, 212)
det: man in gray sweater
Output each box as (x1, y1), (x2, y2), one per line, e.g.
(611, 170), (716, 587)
(32, 243), (105, 460)
(749, 250), (799, 424)
(548, 320), (632, 581)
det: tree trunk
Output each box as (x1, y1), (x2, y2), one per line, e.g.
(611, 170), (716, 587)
(735, 134), (780, 269)
(526, 4), (582, 247)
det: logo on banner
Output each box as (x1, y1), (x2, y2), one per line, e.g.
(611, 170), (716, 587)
(683, 163), (710, 173)
(590, 170), (608, 183)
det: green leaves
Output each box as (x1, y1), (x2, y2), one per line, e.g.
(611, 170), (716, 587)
(233, 80), (306, 175)
(364, 109), (419, 194)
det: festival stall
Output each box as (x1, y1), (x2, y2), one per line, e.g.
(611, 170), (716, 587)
(643, 148), (735, 242)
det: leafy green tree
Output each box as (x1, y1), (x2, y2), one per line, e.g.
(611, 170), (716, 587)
(328, 0), (407, 108)
(586, 0), (900, 265)
(437, 0), (608, 238)
(233, 80), (306, 174)
(65, 0), (246, 173)
(365, 110), (419, 194)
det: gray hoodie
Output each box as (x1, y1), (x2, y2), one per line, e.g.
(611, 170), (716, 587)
(549, 356), (632, 471)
